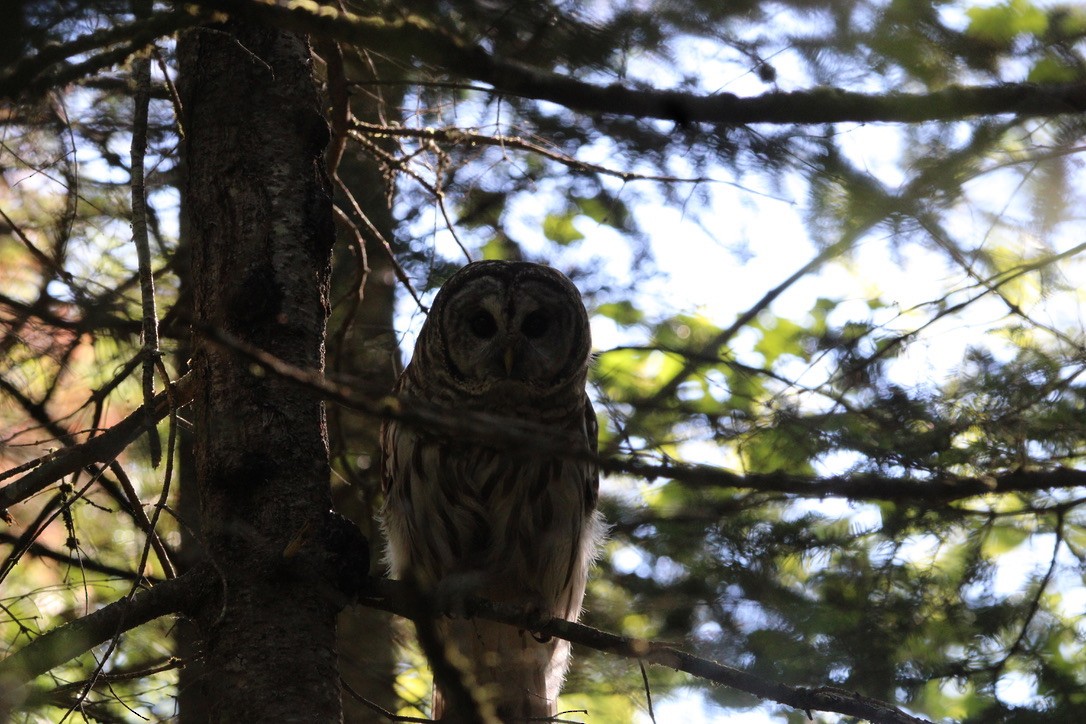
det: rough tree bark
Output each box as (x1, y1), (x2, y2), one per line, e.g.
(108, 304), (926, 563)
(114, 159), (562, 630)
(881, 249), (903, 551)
(178, 21), (341, 721)
(173, 200), (208, 724)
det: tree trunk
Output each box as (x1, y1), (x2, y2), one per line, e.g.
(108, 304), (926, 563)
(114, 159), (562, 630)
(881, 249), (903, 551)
(172, 219), (209, 723)
(178, 21), (340, 721)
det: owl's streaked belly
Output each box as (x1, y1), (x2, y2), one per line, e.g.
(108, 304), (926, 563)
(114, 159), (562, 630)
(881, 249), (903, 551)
(382, 423), (596, 618)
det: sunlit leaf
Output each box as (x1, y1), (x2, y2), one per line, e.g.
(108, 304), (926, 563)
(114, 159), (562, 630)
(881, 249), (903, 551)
(966, 0), (1048, 43)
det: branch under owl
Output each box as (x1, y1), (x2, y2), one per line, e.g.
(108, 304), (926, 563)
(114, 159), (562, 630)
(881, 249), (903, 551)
(358, 577), (933, 724)
(0, 557), (928, 724)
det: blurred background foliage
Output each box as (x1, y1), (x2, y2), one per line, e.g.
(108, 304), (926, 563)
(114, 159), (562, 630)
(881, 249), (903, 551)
(2, 0), (1085, 721)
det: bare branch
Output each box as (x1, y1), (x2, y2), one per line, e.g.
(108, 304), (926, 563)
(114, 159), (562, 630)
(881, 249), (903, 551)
(351, 119), (713, 184)
(359, 578), (933, 724)
(200, 326), (1086, 505)
(616, 461), (1086, 502)
(199, 0), (1086, 126)
(0, 374), (194, 515)
(0, 568), (207, 698)
(604, 233), (858, 454)
(0, 531), (149, 582)
(22, 657), (182, 709)
(129, 37), (162, 468)
(0, 292), (142, 338)
(0, 11), (203, 100)
(334, 176), (425, 310)
(104, 460), (176, 580)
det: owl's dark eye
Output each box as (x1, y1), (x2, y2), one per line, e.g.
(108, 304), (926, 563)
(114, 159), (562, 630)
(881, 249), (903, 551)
(521, 310), (550, 339)
(468, 310), (498, 338)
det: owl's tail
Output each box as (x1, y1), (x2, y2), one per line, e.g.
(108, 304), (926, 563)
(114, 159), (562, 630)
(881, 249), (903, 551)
(431, 618), (568, 721)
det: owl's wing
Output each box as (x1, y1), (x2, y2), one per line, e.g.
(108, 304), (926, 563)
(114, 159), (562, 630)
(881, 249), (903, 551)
(379, 419), (394, 497)
(379, 373), (409, 498)
(583, 396), (600, 511)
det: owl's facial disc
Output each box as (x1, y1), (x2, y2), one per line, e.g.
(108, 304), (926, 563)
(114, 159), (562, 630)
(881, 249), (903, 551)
(442, 278), (581, 389)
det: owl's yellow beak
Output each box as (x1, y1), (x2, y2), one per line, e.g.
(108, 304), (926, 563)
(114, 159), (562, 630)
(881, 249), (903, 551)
(503, 346), (515, 376)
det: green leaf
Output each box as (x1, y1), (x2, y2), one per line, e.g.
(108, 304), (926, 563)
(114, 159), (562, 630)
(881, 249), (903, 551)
(1056, 6), (1086, 35)
(1028, 55), (1081, 84)
(982, 524), (1030, 557)
(573, 193), (631, 230)
(542, 211), (585, 245)
(754, 315), (806, 364)
(480, 233), (519, 260)
(596, 300), (644, 326)
(966, 0), (1048, 44)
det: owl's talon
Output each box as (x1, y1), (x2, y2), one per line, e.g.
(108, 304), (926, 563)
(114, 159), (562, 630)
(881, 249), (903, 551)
(518, 593), (554, 641)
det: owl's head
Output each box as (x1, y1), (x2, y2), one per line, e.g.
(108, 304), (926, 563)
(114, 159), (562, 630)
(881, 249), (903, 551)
(420, 261), (591, 394)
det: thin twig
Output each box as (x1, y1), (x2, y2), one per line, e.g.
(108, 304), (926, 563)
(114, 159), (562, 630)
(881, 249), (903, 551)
(639, 659), (656, 723)
(0, 531), (150, 582)
(107, 461), (175, 579)
(347, 129), (472, 263)
(335, 175), (425, 309)
(0, 473), (102, 588)
(130, 39), (161, 468)
(603, 232), (858, 454)
(152, 47), (185, 139)
(330, 201), (369, 369)
(69, 361), (180, 717)
(0, 374), (195, 514)
(0, 206), (64, 276)
(340, 676), (433, 723)
(435, 191), (472, 263)
(352, 119), (714, 185)
(318, 38), (349, 176)
(37, 657), (182, 700)
(0, 568), (209, 696)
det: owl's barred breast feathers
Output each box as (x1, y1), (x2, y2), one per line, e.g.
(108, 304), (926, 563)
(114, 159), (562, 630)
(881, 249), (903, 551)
(380, 261), (604, 720)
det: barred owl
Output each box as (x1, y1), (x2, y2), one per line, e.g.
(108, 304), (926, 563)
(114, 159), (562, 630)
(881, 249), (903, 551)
(381, 260), (604, 720)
